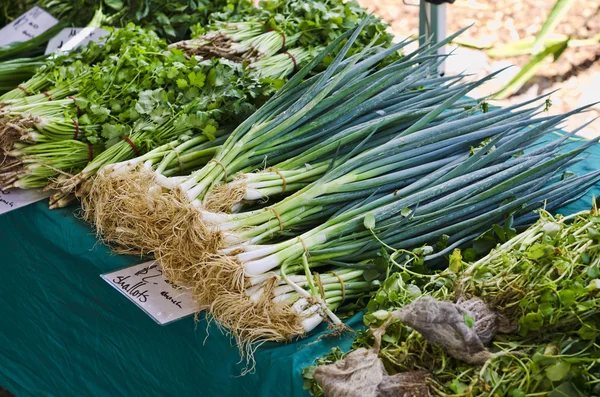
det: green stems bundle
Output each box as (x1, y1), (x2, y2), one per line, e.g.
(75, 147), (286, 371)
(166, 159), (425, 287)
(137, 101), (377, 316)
(181, 0), (393, 63)
(0, 139), (103, 189)
(0, 57), (46, 94)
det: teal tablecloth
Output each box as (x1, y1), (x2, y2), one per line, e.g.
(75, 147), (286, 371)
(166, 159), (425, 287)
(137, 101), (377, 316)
(0, 134), (599, 397)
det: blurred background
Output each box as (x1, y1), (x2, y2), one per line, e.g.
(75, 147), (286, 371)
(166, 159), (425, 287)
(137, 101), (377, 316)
(358, 0), (600, 138)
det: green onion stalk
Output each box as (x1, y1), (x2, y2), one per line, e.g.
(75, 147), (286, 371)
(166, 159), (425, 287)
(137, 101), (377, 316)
(306, 204), (600, 396)
(177, 28), (452, 206)
(225, 262), (380, 363)
(249, 47), (319, 80)
(83, 22), (600, 348)
(201, 109), (600, 351)
(0, 57), (46, 94)
(0, 139), (103, 189)
(228, 134), (599, 284)
(222, 106), (599, 270)
(199, 94), (545, 259)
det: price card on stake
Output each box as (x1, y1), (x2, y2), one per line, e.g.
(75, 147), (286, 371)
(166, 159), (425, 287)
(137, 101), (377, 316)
(0, 7), (58, 46)
(101, 261), (200, 325)
(0, 188), (51, 216)
(45, 27), (112, 55)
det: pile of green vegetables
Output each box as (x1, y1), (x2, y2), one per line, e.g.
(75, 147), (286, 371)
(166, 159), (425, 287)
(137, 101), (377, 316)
(305, 201), (600, 396)
(0, 0), (393, 206)
(72, 18), (600, 366)
(2, 0), (599, 372)
(0, 0), (255, 60)
(0, 0), (257, 94)
(0, 25), (271, 207)
(0, 0), (393, 93)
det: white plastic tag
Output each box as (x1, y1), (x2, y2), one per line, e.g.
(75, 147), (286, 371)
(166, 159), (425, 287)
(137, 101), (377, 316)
(0, 188), (51, 216)
(0, 7), (58, 46)
(45, 27), (111, 55)
(101, 261), (199, 325)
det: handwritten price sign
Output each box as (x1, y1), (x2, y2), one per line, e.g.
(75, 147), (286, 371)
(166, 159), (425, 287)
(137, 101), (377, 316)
(45, 27), (112, 55)
(102, 261), (199, 325)
(0, 188), (51, 216)
(0, 7), (58, 46)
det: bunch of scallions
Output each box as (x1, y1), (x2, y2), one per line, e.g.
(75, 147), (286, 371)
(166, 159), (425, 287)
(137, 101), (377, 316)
(80, 17), (600, 364)
(305, 200), (600, 397)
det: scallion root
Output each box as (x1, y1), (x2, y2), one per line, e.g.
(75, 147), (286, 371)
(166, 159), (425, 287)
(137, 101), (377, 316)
(202, 178), (248, 214)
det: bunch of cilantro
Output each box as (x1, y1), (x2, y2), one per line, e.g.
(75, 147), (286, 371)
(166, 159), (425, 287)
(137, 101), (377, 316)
(71, 25), (268, 147)
(304, 204), (600, 397)
(66, 25), (276, 187)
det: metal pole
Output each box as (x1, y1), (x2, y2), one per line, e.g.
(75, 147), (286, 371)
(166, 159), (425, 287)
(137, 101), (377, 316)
(419, 1), (448, 76)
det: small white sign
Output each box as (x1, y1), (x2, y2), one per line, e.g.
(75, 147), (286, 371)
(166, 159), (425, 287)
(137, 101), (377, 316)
(102, 261), (199, 325)
(45, 27), (112, 55)
(0, 188), (51, 216)
(0, 7), (58, 46)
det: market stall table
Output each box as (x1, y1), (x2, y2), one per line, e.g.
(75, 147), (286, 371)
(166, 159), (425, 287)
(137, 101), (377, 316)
(1, 133), (598, 397)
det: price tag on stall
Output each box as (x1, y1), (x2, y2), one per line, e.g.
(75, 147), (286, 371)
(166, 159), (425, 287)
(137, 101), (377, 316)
(0, 188), (51, 216)
(101, 261), (200, 325)
(0, 7), (58, 46)
(45, 27), (112, 55)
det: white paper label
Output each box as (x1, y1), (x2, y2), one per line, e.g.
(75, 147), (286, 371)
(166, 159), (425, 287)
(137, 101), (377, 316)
(45, 27), (111, 55)
(101, 261), (199, 325)
(0, 7), (58, 46)
(0, 188), (51, 215)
